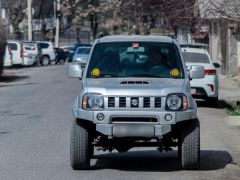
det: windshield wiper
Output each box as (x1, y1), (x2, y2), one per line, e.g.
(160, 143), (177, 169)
(91, 73), (119, 78)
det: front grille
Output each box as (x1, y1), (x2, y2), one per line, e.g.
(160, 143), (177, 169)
(111, 117), (158, 123)
(106, 97), (162, 108)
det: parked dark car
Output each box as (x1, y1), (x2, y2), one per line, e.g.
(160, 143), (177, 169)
(67, 43), (92, 62)
(54, 48), (67, 65)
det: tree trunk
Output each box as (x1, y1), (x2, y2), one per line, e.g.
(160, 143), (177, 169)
(76, 27), (81, 43)
(0, 23), (7, 77)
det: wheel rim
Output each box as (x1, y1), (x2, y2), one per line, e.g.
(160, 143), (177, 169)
(42, 57), (49, 66)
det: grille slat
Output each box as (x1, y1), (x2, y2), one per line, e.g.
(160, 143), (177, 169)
(108, 97), (115, 107)
(155, 97), (162, 108)
(120, 81), (149, 84)
(143, 97), (151, 108)
(119, 97), (126, 108)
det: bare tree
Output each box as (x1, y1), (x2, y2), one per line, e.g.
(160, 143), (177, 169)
(7, 0), (26, 39)
(116, 0), (197, 34)
(61, 0), (121, 40)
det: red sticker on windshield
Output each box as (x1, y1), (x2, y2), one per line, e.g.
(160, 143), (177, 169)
(132, 42), (139, 48)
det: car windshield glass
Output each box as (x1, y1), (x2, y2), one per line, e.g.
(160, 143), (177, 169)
(76, 48), (91, 55)
(24, 45), (36, 51)
(183, 52), (210, 63)
(87, 42), (184, 78)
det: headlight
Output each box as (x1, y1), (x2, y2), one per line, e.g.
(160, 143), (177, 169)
(166, 94), (187, 111)
(82, 93), (104, 110)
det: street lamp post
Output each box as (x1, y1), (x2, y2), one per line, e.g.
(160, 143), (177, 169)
(27, 0), (32, 41)
(55, 0), (60, 47)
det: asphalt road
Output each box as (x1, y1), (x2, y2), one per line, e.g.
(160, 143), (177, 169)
(0, 65), (240, 180)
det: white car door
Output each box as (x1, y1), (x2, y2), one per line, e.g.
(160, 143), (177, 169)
(3, 46), (12, 67)
(8, 42), (23, 65)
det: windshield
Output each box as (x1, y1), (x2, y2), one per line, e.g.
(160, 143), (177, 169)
(24, 45), (36, 51)
(87, 42), (184, 78)
(76, 48), (91, 55)
(183, 52), (210, 64)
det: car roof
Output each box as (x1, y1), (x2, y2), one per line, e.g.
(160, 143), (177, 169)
(97, 35), (174, 43)
(76, 46), (91, 49)
(180, 43), (208, 47)
(181, 47), (209, 54)
(35, 41), (53, 44)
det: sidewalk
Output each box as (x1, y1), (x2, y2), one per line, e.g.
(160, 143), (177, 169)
(219, 74), (240, 102)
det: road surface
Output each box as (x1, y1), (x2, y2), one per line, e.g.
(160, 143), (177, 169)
(0, 65), (240, 180)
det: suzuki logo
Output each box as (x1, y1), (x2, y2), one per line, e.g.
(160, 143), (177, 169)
(131, 98), (139, 107)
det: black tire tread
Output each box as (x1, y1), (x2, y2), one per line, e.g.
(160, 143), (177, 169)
(70, 120), (91, 170)
(181, 119), (200, 170)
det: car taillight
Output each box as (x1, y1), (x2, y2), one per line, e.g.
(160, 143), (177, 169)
(20, 45), (23, 58)
(205, 69), (216, 75)
(207, 84), (215, 92)
(8, 47), (11, 55)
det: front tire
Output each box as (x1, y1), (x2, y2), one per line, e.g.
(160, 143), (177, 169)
(70, 120), (92, 170)
(180, 119), (200, 170)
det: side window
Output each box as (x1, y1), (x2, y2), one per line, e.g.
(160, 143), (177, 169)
(8, 43), (18, 51)
(39, 43), (49, 49)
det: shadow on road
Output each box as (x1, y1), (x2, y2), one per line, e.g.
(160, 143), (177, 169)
(92, 150), (233, 171)
(197, 100), (232, 110)
(0, 75), (29, 83)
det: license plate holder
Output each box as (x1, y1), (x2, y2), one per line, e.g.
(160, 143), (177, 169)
(113, 124), (154, 137)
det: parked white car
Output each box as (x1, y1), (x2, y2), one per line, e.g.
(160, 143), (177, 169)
(22, 43), (41, 66)
(3, 45), (12, 67)
(23, 42), (42, 64)
(181, 47), (220, 106)
(7, 41), (24, 65)
(73, 46), (91, 66)
(36, 41), (56, 66)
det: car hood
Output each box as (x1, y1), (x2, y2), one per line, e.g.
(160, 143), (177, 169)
(74, 54), (89, 60)
(85, 78), (185, 96)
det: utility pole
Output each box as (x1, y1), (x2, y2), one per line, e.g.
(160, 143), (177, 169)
(55, 0), (60, 47)
(27, 0), (33, 41)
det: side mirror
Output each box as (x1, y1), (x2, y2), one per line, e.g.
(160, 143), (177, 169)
(189, 65), (205, 79)
(68, 63), (83, 79)
(213, 63), (221, 68)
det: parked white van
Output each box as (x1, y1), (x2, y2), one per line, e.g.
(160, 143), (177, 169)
(7, 41), (24, 65)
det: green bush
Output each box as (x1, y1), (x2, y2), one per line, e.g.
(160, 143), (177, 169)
(0, 22), (7, 77)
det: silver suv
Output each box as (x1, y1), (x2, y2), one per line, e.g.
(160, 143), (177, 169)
(68, 35), (205, 170)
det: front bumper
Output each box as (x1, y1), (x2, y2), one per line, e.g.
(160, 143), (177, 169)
(72, 108), (197, 137)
